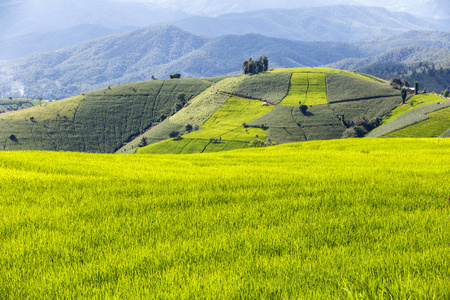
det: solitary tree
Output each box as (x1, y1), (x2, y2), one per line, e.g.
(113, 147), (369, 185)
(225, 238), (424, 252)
(414, 81), (419, 95)
(169, 131), (179, 139)
(299, 104), (308, 115)
(401, 87), (407, 104)
(443, 89), (450, 98)
(185, 124), (193, 132)
(138, 137), (148, 147)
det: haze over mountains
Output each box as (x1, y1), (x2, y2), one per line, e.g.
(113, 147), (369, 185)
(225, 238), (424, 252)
(171, 6), (441, 42)
(1, 24), (448, 99)
(0, 0), (448, 98)
(1, 0), (449, 60)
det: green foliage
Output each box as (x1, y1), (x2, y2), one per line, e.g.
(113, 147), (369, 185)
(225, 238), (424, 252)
(138, 137), (148, 147)
(234, 72), (291, 105)
(299, 104), (308, 114)
(1, 139), (450, 298)
(169, 73), (181, 79)
(330, 96), (402, 125)
(242, 57), (268, 75)
(401, 87), (408, 104)
(248, 139), (264, 147)
(169, 131), (180, 139)
(444, 89), (450, 98)
(248, 105), (346, 144)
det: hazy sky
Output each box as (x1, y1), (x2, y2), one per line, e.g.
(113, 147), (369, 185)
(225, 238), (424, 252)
(138, 0), (449, 19)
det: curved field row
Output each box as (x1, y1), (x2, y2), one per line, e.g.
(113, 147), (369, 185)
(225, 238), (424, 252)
(271, 67), (382, 82)
(381, 93), (446, 125)
(138, 97), (272, 154)
(232, 72), (291, 105)
(367, 100), (450, 138)
(326, 73), (399, 103)
(385, 106), (450, 138)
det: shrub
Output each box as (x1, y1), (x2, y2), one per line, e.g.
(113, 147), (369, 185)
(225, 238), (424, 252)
(248, 139), (264, 147)
(169, 131), (179, 139)
(169, 73), (181, 79)
(443, 89), (450, 98)
(299, 105), (308, 114)
(138, 137), (148, 147)
(9, 134), (18, 142)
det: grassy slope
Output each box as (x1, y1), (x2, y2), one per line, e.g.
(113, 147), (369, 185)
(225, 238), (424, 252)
(385, 106), (450, 138)
(381, 93), (446, 125)
(280, 72), (327, 106)
(232, 72), (291, 105)
(138, 96), (272, 154)
(326, 73), (399, 103)
(0, 79), (210, 153)
(367, 100), (450, 138)
(1, 139), (449, 298)
(244, 68), (395, 145)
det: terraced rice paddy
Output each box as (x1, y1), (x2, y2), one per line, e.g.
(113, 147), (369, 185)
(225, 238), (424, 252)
(138, 97), (272, 154)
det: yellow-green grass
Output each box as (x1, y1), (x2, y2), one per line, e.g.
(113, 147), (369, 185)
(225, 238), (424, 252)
(382, 93), (446, 125)
(280, 73), (327, 106)
(138, 97), (272, 154)
(1, 139), (449, 299)
(385, 106), (450, 138)
(271, 67), (381, 82)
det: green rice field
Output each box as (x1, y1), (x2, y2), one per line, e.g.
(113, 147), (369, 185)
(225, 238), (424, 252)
(138, 96), (272, 154)
(280, 73), (327, 106)
(1, 138), (449, 299)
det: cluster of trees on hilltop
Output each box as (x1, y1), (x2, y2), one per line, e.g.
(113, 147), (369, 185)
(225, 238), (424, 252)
(242, 57), (269, 75)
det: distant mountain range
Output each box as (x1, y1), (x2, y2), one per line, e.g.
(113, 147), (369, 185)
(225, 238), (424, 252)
(1, 24), (448, 99)
(0, 0), (189, 60)
(1, 4), (447, 60)
(170, 6), (444, 41)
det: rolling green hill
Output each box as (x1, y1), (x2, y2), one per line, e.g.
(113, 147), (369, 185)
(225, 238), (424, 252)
(137, 68), (402, 154)
(0, 78), (211, 153)
(11, 67), (450, 155)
